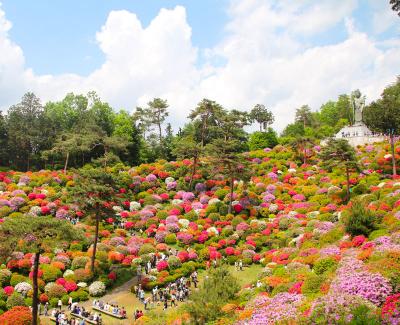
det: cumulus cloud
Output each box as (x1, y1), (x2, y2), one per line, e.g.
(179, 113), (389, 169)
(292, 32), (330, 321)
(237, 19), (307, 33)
(0, 0), (399, 131)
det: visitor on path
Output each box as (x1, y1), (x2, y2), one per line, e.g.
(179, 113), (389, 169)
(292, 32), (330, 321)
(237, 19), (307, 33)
(239, 259), (243, 271)
(44, 302), (49, 316)
(58, 299), (63, 310)
(68, 296), (73, 310)
(144, 297), (150, 310)
(171, 293), (177, 307)
(163, 296), (168, 310)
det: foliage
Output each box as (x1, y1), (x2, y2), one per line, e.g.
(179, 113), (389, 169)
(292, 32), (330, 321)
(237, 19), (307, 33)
(185, 267), (240, 324)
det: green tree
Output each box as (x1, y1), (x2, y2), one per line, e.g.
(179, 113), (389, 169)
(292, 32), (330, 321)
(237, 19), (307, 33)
(188, 99), (223, 147)
(185, 267), (240, 324)
(173, 134), (203, 190)
(344, 200), (377, 237)
(44, 93), (89, 131)
(0, 216), (84, 325)
(290, 137), (315, 165)
(69, 168), (116, 274)
(145, 98), (169, 145)
(295, 105), (313, 128)
(6, 93), (53, 170)
(248, 129), (278, 150)
(206, 139), (251, 214)
(281, 122), (305, 138)
(0, 112), (8, 166)
(249, 104), (274, 131)
(88, 91), (115, 136)
(364, 78), (400, 176)
(320, 138), (359, 202)
(391, 0), (400, 16)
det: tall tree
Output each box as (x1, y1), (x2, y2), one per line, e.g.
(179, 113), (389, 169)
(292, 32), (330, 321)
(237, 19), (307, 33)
(295, 105), (313, 128)
(364, 78), (400, 177)
(69, 168), (115, 274)
(6, 93), (52, 170)
(249, 104), (274, 131)
(320, 138), (359, 202)
(206, 139), (251, 213)
(173, 134), (203, 190)
(0, 216), (84, 325)
(290, 137), (315, 165)
(390, 0), (400, 16)
(0, 112), (8, 166)
(145, 98), (169, 144)
(188, 99), (223, 147)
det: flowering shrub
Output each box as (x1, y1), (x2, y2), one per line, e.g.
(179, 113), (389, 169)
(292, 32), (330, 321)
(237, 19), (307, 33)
(0, 306), (32, 325)
(243, 293), (304, 324)
(88, 281), (106, 297)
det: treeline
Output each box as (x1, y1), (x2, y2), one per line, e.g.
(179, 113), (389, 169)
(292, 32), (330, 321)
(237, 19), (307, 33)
(0, 77), (399, 171)
(0, 93), (277, 171)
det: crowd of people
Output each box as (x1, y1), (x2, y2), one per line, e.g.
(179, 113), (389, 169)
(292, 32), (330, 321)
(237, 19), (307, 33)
(133, 271), (198, 311)
(50, 308), (99, 325)
(92, 300), (127, 318)
(70, 303), (102, 324)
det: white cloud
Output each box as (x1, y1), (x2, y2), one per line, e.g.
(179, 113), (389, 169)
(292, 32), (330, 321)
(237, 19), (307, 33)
(0, 0), (399, 132)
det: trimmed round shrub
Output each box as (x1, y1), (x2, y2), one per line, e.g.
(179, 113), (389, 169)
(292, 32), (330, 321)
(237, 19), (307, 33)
(6, 292), (26, 309)
(10, 274), (26, 287)
(138, 244), (156, 256)
(47, 283), (67, 299)
(71, 256), (90, 270)
(165, 233), (177, 245)
(88, 281), (106, 297)
(41, 264), (62, 282)
(0, 306), (32, 325)
(0, 269), (12, 286)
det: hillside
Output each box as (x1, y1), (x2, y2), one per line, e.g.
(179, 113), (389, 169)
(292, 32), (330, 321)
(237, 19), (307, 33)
(0, 141), (399, 324)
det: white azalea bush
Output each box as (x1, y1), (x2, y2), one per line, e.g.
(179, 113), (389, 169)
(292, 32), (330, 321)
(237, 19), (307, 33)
(89, 281), (106, 297)
(14, 282), (32, 296)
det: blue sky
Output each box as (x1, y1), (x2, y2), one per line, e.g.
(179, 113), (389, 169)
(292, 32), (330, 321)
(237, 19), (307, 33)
(2, 0), (229, 75)
(0, 0), (399, 130)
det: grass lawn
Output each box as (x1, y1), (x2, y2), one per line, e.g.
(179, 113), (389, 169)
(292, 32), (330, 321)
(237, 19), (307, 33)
(40, 264), (263, 324)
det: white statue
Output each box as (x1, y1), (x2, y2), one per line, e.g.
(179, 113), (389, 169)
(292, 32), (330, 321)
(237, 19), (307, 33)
(351, 89), (365, 125)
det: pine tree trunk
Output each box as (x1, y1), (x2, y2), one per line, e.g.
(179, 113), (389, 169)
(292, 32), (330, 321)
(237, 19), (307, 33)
(228, 175), (234, 214)
(189, 156), (197, 191)
(390, 134), (397, 177)
(345, 166), (350, 203)
(64, 152), (69, 174)
(32, 252), (40, 325)
(91, 205), (100, 275)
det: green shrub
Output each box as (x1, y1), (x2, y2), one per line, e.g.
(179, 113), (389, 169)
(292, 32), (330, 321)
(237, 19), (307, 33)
(10, 274), (27, 287)
(24, 297), (32, 307)
(0, 269), (12, 286)
(302, 274), (326, 295)
(168, 256), (182, 270)
(49, 298), (59, 308)
(345, 200), (377, 237)
(6, 292), (26, 309)
(47, 284), (67, 299)
(138, 244), (156, 256)
(76, 289), (89, 301)
(70, 243), (83, 251)
(248, 129), (278, 151)
(215, 189), (229, 200)
(368, 229), (389, 240)
(41, 264), (62, 282)
(313, 257), (337, 275)
(71, 256), (90, 270)
(165, 233), (177, 245)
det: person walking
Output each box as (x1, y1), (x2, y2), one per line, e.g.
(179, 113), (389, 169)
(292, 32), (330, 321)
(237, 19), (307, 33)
(44, 302), (49, 316)
(68, 296), (73, 310)
(239, 259), (243, 271)
(57, 299), (62, 311)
